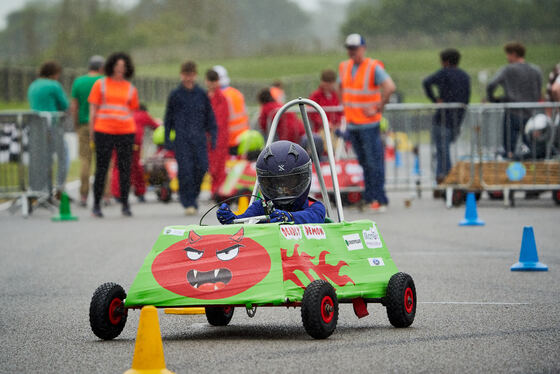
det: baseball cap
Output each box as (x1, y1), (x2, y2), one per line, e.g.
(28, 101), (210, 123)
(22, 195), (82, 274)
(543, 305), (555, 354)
(88, 55), (105, 71)
(344, 33), (366, 48)
(213, 65), (230, 87)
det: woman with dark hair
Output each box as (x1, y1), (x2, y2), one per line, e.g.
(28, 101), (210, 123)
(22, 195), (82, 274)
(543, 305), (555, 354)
(88, 52), (139, 217)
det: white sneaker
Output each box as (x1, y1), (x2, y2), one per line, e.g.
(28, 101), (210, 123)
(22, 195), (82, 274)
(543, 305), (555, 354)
(184, 206), (197, 216)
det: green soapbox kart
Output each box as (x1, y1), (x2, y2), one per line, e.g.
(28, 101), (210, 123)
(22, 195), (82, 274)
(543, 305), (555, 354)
(89, 98), (416, 340)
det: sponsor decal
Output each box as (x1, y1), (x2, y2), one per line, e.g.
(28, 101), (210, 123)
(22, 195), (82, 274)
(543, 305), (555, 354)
(368, 257), (385, 267)
(363, 226), (382, 249)
(303, 225), (326, 240)
(280, 225), (302, 240)
(163, 227), (186, 236)
(343, 233), (363, 250)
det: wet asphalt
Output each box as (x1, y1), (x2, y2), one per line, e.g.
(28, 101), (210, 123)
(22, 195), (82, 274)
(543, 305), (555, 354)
(0, 189), (559, 373)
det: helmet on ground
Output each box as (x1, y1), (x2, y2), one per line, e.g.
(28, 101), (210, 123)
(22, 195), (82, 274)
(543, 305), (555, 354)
(237, 130), (265, 157)
(256, 140), (312, 210)
(152, 126), (175, 145)
(525, 114), (552, 142)
(524, 114), (552, 159)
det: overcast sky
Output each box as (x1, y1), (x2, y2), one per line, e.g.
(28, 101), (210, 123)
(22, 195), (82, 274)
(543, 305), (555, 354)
(0, 0), (351, 29)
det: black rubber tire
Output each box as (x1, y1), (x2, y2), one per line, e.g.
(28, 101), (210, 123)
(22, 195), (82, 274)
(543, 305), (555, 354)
(301, 280), (338, 339)
(553, 190), (560, 205)
(89, 282), (127, 340)
(158, 184), (172, 203)
(488, 191), (504, 200)
(205, 306), (234, 326)
(451, 190), (465, 206)
(385, 272), (416, 328)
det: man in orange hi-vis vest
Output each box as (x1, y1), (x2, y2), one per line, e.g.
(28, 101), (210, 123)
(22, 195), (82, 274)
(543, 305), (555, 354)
(213, 65), (250, 155)
(339, 33), (396, 212)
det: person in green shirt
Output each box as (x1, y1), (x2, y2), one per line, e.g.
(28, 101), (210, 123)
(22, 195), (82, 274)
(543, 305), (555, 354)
(70, 55), (105, 207)
(27, 61), (69, 198)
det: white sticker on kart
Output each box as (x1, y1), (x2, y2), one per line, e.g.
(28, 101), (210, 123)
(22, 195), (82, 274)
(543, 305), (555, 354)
(343, 233), (363, 250)
(303, 225), (326, 240)
(163, 227), (186, 236)
(368, 257), (385, 267)
(280, 226), (302, 240)
(363, 226), (382, 249)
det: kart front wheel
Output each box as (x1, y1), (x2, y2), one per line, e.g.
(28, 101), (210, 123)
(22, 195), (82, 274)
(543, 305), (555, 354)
(385, 272), (416, 328)
(89, 282), (127, 340)
(205, 306), (234, 326)
(301, 280), (338, 339)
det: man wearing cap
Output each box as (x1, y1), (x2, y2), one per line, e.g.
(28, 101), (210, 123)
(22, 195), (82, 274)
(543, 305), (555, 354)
(70, 55), (105, 207)
(213, 65), (250, 155)
(339, 33), (396, 212)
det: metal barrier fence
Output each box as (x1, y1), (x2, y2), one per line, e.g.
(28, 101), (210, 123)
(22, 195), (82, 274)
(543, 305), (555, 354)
(0, 66), (316, 106)
(0, 111), (69, 216)
(263, 102), (560, 206)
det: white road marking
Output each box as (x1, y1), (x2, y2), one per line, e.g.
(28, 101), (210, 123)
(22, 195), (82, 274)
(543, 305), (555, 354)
(420, 301), (530, 305)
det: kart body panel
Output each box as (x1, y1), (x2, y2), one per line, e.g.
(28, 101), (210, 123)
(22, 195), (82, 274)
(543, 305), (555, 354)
(124, 220), (397, 308)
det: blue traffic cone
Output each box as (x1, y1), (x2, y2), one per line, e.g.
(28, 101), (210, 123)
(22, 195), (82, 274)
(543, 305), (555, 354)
(459, 192), (484, 226)
(511, 226), (548, 271)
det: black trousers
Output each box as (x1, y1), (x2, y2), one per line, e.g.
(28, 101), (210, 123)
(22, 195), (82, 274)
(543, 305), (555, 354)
(93, 132), (134, 207)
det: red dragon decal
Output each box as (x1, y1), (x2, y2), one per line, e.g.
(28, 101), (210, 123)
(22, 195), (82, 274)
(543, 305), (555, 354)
(151, 228), (271, 300)
(281, 244), (354, 289)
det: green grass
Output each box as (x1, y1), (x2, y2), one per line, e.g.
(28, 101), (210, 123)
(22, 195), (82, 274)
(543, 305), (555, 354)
(137, 44), (560, 103)
(0, 102), (29, 111)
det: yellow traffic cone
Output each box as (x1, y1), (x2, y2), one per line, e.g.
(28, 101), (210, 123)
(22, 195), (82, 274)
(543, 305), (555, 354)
(233, 196), (249, 215)
(124, 306), (175, 374)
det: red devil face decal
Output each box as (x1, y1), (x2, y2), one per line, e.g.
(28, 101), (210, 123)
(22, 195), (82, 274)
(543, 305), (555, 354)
(152, 228), (271, 299)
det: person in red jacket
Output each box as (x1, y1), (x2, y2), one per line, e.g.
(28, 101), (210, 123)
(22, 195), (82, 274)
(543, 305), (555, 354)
(308, 69), (342, 132)
(111, 103), (160, 202)
(206, 69), (230, 200)
(257, 88), (304, 144)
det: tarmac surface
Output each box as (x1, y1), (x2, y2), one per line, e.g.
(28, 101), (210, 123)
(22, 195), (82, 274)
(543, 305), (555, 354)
(1, 189), (559, 373)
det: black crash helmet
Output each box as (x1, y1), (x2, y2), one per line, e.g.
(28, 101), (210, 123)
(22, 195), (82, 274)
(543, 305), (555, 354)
(256, 140), (312, 210)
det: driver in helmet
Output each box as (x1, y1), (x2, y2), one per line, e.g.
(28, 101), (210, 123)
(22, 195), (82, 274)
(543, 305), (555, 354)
(216, 140), (326, 224)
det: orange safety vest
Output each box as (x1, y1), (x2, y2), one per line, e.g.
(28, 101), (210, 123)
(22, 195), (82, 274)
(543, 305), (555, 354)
(339, 58), (382, 125)
(93, 78), (136, 134)
(222, 86), (249, 147)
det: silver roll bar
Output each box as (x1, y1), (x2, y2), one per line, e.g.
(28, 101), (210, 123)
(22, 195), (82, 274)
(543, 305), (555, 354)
(250, 97), (345, 223)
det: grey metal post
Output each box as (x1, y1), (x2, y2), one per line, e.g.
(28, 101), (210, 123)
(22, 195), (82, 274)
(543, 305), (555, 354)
(250, 97), (345, 222)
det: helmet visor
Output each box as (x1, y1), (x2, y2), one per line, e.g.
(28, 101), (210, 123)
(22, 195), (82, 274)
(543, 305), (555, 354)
(258, 166), (311, 202)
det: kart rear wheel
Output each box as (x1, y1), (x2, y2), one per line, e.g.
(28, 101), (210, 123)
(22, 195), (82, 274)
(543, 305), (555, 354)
(157, 184), (172, 203)
(89, 282), (127, 340)
(385, 272), (416, 328)
(205, 306), (234, 326)
(301, 280), (338, 339)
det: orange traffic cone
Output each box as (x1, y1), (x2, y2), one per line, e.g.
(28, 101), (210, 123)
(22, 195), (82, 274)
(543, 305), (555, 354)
(124, 306), (174, 374)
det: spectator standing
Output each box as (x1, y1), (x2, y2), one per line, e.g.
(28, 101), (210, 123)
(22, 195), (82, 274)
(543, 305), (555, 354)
(546, 63), (560, 102)
(257, 88), (305, 144)
(88, 52), (139, 217)
(27, 61), (69, 198)
(309, 69), (342, 132)
(205, 69), (230, 200)
(487, 42), (543, 158)
(213, 65), (249, 154)
(164, 61), (217, 215)
(111, 103), (159, 202)
(70, 55), (105, 207)
(338, 33), (396, 212)
(423, 48), (471, 185)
